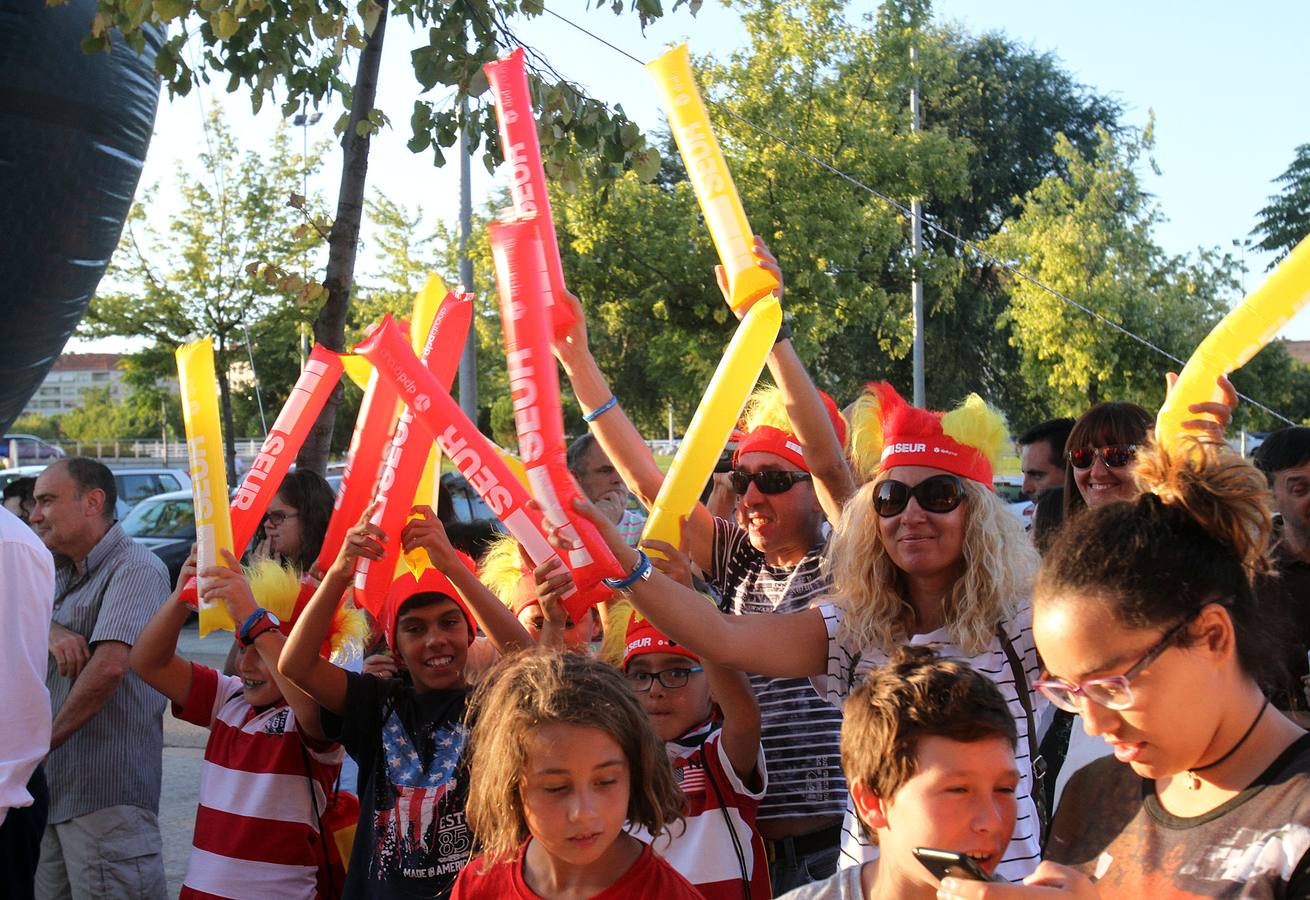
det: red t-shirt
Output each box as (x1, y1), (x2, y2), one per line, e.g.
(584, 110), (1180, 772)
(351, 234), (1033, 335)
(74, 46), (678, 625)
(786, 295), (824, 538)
(452, 839), (705, 899)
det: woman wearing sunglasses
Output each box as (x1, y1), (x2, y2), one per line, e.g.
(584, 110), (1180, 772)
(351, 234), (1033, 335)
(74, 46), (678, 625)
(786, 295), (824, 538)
(937, 440), (1310, 899)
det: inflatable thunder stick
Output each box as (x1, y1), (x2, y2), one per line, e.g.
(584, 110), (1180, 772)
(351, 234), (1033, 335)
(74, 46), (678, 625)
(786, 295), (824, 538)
(354, 293), (472, 617)
(176, 339), (237, 636)
(484, 48), (579, 341)
(177, 345), (344, 607)
(647, 44), (779, 312)
(489, 218), (623, 585)
(1156, 234), (1310, 448)
(641, 297), (782, 557)
(355, 316), (596, 622)
(315, 368), (400, 574)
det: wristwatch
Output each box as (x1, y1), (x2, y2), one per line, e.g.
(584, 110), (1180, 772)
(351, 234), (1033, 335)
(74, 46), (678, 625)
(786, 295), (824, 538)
(239, 608), (281, 646)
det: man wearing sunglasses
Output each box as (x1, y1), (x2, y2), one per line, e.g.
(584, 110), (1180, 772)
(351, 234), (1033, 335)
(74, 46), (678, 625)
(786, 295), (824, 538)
(549, 238), (859, 893)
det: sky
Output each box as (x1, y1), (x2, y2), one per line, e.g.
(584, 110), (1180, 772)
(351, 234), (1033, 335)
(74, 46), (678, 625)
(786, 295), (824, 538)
(73, 0), (1310, 354)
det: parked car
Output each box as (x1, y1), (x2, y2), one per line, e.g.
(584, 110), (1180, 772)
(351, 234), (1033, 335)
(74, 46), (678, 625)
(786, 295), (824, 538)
(0, 464), (47, 491)
(120, 489), (195, 585)
(1, 434), (64, 463)
(111, 467), (192, 521)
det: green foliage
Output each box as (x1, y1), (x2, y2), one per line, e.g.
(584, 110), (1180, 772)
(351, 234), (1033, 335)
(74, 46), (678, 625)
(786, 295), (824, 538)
(10, 413), (62, 440)
(58, 387), (166, 440)
(1252, 143), (1310, 267)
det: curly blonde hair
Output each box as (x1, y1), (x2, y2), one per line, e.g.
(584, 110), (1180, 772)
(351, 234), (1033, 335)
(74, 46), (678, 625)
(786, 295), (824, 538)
(463, 650), (684, 866)
(826, 477), (1036, 656)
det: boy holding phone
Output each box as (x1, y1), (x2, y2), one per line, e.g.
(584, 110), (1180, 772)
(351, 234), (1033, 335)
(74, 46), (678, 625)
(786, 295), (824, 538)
(780, 647), (1022, 899)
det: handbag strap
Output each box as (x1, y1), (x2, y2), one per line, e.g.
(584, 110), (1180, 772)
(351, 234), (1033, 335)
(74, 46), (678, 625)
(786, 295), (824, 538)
(995, 624), (1048, 831)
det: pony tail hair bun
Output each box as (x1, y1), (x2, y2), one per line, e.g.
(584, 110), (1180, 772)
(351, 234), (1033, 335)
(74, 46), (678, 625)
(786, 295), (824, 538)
(1132, 436), (1274, 584)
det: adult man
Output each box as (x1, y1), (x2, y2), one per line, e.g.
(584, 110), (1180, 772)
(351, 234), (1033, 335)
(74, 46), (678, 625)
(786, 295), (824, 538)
(0, 503), (56, 899)
(1016, 418), (1074, 501)
(31, 458), (170, 899)
(1253, 427), (1310, 713)
(567, 432), (647, 546)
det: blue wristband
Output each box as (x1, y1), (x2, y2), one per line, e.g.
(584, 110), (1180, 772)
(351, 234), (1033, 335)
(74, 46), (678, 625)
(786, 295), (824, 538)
(603, 550), (651, 592)
(583, 395), (618, 423)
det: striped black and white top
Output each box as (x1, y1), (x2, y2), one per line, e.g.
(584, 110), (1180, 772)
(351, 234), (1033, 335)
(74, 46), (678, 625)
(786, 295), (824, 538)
(45, 524), (170, 823)
(710, 518), (848, 822)
(813, 600), (1046, 883)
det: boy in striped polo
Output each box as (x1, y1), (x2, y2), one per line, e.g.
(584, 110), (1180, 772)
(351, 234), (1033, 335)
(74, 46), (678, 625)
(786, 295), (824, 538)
(131, 553), (367, 899)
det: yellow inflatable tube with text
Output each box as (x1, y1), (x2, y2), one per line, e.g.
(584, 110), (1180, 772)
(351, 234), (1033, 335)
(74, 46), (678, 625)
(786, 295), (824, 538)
(642, 297), (782, 555)
(1157, 235), (1310, 448)
(647, 44), (779, 312)
(176, 339), (236, 636)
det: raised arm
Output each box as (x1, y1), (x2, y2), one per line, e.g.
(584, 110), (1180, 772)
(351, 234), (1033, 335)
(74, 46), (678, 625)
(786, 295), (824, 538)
(279, 505), (382, 715)
(551, 289), (717, 570)
(129, 547), (199, 708)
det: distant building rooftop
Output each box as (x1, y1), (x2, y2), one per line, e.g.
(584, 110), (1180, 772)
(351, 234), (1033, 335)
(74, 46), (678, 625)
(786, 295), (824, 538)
(1284, 340), (1310, 367)
(50, 353), (123, 372)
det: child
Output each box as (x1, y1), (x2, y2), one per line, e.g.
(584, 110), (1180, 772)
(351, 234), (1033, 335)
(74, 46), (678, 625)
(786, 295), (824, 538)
(451, 651), (704, 899)
(480, 532), (600, 650)
(780, 646), (1020, 899)
(279, 504), (533, 899)
(130, 549), (367, 899)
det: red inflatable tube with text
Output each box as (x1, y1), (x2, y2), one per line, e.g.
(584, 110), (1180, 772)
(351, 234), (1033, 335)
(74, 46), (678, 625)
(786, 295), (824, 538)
(484, 47), (579, 342)
(489, 218), (623, 592)
(179, 345), (343, 606)
(352, 294), (472, 618)
(354, 315), (597, 622)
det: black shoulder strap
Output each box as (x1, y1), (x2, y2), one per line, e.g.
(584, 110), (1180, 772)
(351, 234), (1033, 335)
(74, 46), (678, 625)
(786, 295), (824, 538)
(995, 623), (1049, 835)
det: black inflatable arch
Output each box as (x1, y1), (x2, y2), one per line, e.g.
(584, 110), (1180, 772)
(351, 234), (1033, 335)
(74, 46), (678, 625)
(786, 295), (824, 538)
(0, 0), (162, 431)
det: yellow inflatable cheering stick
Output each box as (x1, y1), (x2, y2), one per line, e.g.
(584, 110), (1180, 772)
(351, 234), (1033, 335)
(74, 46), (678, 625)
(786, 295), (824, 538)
(1156, 235), (1310, 448)
(176, 338), (236, 636)
(648, 44), (780, 312)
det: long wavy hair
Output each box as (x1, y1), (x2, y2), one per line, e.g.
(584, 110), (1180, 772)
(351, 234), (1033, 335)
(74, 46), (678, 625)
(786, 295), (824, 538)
(827, 476), (1037, 656)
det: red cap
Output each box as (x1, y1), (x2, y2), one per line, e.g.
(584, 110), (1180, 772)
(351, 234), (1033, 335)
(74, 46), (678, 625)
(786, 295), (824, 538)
(733, 390), (847, 472)
(622, 609), (700, 669)
(381, 555), (477, 651)
(871, 382), (994, 485)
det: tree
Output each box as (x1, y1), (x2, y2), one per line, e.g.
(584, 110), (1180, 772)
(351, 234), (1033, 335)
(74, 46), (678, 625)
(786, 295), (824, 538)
(1252, 143), (1310, 267)
(80, 111), (322, 480)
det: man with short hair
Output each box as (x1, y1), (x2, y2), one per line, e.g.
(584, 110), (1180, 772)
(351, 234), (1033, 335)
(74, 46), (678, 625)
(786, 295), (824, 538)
(31, 458), (170, 900)
(1016, 418), (1074, 502)
(567, 432), (647, 545)
(1253, 427), (1310, 713)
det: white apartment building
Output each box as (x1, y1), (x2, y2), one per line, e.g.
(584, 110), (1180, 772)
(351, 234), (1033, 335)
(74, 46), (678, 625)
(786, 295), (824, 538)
(23, 353), (129, 415)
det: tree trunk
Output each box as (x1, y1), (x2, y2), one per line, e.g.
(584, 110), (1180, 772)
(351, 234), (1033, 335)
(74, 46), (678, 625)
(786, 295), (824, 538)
(297, 1), (389, 475)
(216, 339), (238, 484)
(1087, 375), (1099, 407)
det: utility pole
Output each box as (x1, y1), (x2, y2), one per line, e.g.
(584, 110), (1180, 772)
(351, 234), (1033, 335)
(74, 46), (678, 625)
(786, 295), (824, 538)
(910, 43), (925, 409)
(457, 96), (478, 424)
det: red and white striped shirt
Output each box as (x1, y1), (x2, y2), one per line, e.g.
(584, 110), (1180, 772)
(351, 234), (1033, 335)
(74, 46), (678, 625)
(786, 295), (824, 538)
(635, 721), (771, 899)
(174, 663), (343, 899)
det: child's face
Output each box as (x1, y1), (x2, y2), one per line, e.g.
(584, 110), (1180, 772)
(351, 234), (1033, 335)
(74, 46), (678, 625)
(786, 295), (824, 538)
(516, 597), (597, 649)
(236, 642), (284, 708)
(518, 723), (631, 869)
(625, 651), (712, 742)
(857, 734), (1019, 884)
(393, 598), (470, 693)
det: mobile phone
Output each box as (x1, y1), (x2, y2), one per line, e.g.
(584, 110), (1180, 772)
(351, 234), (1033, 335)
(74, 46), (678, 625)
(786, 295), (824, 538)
(912, 847), (997, 883)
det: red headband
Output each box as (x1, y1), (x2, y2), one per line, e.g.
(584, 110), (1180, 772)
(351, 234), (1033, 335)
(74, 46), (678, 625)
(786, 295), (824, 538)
(871, 382), (994, 485)
(733, 391), (847, 472)
(622, 611), (699, 669)
(382, 554), (478, 651)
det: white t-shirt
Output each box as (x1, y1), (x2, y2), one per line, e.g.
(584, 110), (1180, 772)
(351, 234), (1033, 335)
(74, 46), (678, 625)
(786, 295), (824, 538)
(812, 600), (1046, 884)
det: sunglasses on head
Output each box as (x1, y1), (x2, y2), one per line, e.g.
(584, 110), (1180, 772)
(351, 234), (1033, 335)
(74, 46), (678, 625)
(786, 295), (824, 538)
(729, 469), (813, 495)
(873, 474), (965, 518)
(1067, 444), (1137, 470)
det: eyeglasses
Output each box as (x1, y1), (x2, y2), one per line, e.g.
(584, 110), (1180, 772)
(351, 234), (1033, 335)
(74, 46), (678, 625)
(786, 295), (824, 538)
(264, 511), (299, 527)
(729, 469), (812, 495)
(1067, 444), (1137, 470)
(625, 666), (704, 692)
(873, 475), (965, 518)
(1033, 616), (1192, 713)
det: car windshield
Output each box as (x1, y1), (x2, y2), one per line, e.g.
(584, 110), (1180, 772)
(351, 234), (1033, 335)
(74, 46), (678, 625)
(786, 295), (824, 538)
(122, 498), (195, 539)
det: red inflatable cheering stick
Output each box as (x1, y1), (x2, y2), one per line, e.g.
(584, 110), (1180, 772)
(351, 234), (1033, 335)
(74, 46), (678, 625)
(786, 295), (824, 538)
(488, 218), (623, 587)
(484, 47), (578, 341)
(354, 315), (599, 622)
(353, 294), (472, 618)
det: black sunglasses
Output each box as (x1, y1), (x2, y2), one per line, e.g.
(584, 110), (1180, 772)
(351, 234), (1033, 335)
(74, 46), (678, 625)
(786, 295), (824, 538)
(1067, 444), (1137, 470)
(729, 469), (813, 495)
(873, 474), (966, 518)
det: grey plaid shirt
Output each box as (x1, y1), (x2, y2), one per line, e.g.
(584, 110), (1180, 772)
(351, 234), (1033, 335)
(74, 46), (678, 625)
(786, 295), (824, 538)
(44, 523), (169, 823)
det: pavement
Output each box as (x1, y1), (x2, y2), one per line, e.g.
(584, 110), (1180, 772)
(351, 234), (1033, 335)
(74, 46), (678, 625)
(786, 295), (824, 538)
(160, 622), (235, 896)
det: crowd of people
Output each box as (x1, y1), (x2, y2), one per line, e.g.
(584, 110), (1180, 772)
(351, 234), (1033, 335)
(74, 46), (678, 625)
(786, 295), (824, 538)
(2, 241), (1309, 900)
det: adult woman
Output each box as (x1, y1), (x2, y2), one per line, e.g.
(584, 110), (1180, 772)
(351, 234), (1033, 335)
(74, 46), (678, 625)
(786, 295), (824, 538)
(939, 440), (1310, 899)
(257, 469), (334, 572)
(555, 382), (1047, 883)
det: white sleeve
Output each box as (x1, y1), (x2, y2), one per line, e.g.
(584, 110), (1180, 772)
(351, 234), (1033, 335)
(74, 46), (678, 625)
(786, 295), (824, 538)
(0, 530), (56, 823)
(808, 601), (851, 708)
